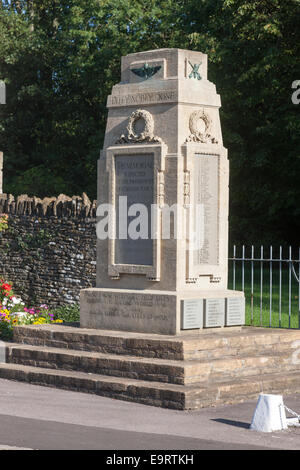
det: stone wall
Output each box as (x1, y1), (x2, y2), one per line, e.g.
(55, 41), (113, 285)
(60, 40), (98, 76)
(0, 152), (3, 194)
(0, 193), (97, 307)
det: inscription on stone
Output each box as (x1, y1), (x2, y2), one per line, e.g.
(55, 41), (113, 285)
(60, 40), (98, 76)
(204, 298), (225, 327)
(108, 90), (177, 107)
(225, 297), (245, 326)
(181, 299), (203, 329)
(84, 290), (177, 335)
(115, 154), (154, 266)
(193, 154), (219, 266)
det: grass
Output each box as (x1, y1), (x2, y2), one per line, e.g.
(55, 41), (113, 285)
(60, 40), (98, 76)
(228, 264), (300, 329)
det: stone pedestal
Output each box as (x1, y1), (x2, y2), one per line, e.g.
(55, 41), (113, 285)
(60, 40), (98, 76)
(80, 48), (244, 335)
(81, 288), (244, 335)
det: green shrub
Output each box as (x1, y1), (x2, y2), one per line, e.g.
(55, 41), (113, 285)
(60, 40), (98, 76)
(52, 304), (80, 323)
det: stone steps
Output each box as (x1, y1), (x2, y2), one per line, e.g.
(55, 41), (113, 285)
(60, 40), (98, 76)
(13, 325), (300, 360)
(183, 329), (300, 361)
(185, 369), (300, 410)
(13, 325), (184, 360)
(6, 343), (184, 385)
(5, 342), (300, 386)
(0, 362), (187, 409)
(0, 362), (300, 410)
(1, 324), (300, 409)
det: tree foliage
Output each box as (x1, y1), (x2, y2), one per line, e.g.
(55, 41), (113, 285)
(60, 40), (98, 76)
(0, 0), (299, 245)
(0, 0), (184, 198)
(181, 0), (300, 246)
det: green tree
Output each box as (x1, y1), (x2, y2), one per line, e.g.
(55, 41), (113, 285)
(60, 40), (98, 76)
(0, 0), (300, 247)
(182, 0), (300, 247)
(0, 0), (185, 199)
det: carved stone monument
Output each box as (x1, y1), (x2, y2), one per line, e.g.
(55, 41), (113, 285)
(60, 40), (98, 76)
(80, 48), (245, 335)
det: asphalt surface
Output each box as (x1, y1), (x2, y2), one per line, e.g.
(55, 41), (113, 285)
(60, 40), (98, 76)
(0, 378), (299, 451)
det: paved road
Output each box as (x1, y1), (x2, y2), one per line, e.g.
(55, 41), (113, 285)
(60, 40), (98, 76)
(0, 378), (299, 450)
(0, 414), (278, 450)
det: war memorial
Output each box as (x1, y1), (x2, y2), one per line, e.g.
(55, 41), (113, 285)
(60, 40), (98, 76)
(1, 50), (300, 410)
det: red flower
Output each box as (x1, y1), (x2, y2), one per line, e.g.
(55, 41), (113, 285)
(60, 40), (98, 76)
(1, 283), (12, 292)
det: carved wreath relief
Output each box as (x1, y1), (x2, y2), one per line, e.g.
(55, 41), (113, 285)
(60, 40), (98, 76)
(186, 109), (218, 144)
(116, 109), (162, 144)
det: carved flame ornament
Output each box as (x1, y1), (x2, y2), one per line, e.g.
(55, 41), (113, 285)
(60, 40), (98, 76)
(186, 109), (218, 144)
(116, 109), (162, 144)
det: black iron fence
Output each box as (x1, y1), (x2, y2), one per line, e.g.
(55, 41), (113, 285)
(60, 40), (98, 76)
(229, 246), (300, 329)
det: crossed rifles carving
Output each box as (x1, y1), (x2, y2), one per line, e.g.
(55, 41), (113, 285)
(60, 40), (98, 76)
(188, 61), (202, 81)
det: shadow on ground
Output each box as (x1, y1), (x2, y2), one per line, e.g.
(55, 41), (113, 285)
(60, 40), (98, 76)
(211, 418), (250, 429)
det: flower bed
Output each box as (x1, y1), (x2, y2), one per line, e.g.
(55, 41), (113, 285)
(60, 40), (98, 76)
(0, 280), (64, 340)
(0, 214), (8, 232)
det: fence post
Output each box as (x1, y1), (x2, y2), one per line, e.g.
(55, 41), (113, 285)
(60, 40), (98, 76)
(269, 246), (273, 328)
(289, 246), (292, 328)
(251, 245), (254, 325)
(260, 246), (264, 327)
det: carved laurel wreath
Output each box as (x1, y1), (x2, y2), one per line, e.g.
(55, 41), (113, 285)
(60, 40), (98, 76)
(116, 109), (162, 144)
(128, 109), (154, 140)
(186, 109), (218, 144)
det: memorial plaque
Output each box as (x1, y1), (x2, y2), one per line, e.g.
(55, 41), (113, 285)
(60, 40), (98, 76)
(193, 154), (219, 266)
(114, 153), (154, 266)
(181, 299), (203, 330)
(204, 298), (225, 327)
(225, 297), (245, 326)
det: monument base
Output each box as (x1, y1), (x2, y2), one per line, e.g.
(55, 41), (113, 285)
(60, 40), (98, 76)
(3, 324), (300, 410)
(80, 288), (245, 335)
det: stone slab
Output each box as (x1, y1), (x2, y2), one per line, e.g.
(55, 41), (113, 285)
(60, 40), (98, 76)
(204, 298), (225, 328)
(225, 297), (246, 326)
(13, 324), (300, 370)
(114, 153), (154, 266)
(80, 288), (244, 335)
(80, 288), (177, 335)
(181, 299), (203, 330)
(193, 154), (219, 266)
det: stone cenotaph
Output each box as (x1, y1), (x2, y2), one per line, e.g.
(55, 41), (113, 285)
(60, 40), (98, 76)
(81, 48), (245, 335)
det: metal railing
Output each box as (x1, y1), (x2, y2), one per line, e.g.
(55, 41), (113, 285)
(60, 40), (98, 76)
(229, 246), (300, 329)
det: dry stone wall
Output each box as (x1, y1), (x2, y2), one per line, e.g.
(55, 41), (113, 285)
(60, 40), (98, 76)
(0, 193), (97, 307)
